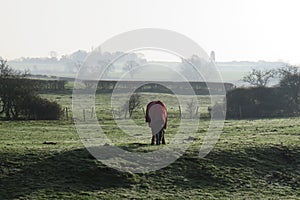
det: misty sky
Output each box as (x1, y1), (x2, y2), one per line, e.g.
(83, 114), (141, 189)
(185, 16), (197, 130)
(1, 0), (300, 64)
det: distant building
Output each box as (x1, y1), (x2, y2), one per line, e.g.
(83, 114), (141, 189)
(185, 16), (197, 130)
(210, 51), (215, 62)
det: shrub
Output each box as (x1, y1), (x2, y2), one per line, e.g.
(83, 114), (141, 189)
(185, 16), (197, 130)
(225, 87), (293, 119)
(21, 96), (62, 120)
(0, 59), (62, 120)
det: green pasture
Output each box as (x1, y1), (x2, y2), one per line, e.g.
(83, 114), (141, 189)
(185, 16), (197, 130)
(0, 93), (299, 199)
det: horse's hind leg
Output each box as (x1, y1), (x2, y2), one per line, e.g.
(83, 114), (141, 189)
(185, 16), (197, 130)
(156, 132), (161, 145)
(161, 130), (166, 144)
(151, 135), (155, 145)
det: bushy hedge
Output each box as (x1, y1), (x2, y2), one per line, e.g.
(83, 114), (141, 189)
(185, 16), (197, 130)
(21, 96), (62, 120)
(225, 87), (297, 119)
(0, 60), (63, 120)
(0, 78), (62, 120)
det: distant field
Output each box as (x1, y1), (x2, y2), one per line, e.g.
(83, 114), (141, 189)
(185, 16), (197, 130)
(40, 93), (212, 120)
(0, 93), (299, 199)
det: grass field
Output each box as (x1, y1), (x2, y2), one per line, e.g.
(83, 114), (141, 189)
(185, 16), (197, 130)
(0, 93), (299, 199)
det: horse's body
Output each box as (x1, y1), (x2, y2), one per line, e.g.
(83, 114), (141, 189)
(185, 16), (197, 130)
(145, 101), (167, 145)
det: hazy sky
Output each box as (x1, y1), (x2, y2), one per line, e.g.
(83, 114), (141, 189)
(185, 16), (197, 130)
(1, 0), (300, 64)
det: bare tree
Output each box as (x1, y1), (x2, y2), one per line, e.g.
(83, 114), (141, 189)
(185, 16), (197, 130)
(0, 60), (15, 77)
(180, 55), (213, 81)
(186, 99), (197, 119)
(278, 65), (300, 78)
(0, 59), (37, 119)
(123, 60), (139, 79)
(128, 93), (141, 118)
(278, 65), (300, 110)
(242, 68), (277, 87)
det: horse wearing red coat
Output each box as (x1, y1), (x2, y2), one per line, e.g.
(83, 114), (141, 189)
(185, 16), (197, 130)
(145, 101), (167, 145)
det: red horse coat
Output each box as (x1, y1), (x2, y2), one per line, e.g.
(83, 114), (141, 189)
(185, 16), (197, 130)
(145, 101), (167, 135)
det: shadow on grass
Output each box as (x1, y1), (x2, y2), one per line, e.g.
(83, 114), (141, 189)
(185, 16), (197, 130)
(118, 142), (156, 153)
(0, 144), (299, 199)
(0, 148), (134, 199)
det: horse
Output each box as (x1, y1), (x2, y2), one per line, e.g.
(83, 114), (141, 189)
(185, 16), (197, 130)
(145, 101), (167, 145)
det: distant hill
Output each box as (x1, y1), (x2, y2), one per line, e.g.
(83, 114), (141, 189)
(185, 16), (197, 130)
(5, 51), (288, 87)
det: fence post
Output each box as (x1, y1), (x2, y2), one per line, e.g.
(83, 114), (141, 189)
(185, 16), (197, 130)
(195, 106), (199, 118)
(65, 107), (69, 121)
(91, 107), (94, 118)
(83, 109), (86, 121)
(179, 106), (182, 118)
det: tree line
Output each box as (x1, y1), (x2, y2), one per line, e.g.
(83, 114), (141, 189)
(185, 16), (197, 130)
(225, 65), (300, 119)
(0, 60), (62, 120)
